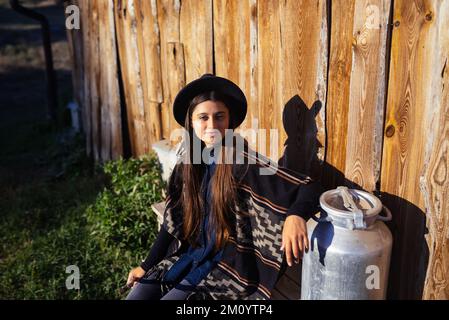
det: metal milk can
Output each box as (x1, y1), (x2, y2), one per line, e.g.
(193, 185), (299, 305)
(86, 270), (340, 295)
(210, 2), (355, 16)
(301, 186), (393, 300)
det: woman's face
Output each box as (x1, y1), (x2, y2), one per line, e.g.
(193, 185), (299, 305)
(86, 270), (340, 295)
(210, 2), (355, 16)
(191, 100), (230, 147)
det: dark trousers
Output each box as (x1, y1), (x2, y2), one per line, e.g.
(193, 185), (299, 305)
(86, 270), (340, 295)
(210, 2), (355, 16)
(126, 278), (194, 300)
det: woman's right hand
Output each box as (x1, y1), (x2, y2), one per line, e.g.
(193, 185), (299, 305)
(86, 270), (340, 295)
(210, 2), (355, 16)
(126, 266), (146, 288)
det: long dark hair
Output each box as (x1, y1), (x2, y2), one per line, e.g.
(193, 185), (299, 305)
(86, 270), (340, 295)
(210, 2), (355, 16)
(180, 91), (241, 252)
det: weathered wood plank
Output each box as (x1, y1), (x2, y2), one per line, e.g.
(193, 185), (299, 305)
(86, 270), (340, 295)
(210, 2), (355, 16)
(106, 0), (123, 161)
(89, 0), (101, 162)
(114, 0), (150, 156)
(79, 0), (92, 156)
(324, 0), (356, 188)
(138, 0), (164, 104)
(213, 0), (258, 134)
(344, 0), (391, 191)
(270, 288), (288, 300)
(273, 264), (302, 300)
(257, 0), (282, 160)
(165, 41), (185, 146)
(214, 0), (327, 175)
(180, 0), (214, 82)
(278, 0), (328, 178)
(419, 1), (449, 300)
(98, 0), (111, 162)
(114, 0), (135, 155)
(380, 0), (445, 299)
(135, 0), (163, 144)
(98, 0), (123, 161)
(157, 0), (182, 142)
(151, 201), (166, 231)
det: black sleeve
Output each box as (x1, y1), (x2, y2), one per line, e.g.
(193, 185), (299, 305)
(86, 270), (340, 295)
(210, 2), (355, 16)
(140, 226), (176, 272)
(286, 180), (324, 221)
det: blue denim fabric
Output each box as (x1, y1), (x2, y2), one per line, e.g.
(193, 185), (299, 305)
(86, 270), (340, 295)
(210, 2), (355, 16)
(126, 278), (194, 300)
(163, 149), (224, 286)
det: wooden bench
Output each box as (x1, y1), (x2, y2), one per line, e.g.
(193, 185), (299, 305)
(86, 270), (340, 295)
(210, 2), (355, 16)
(151, 201), (302, 300)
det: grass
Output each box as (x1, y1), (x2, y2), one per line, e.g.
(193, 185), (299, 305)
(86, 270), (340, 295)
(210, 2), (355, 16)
(0, 0), (165, 299)
(0, 123), (165, 299)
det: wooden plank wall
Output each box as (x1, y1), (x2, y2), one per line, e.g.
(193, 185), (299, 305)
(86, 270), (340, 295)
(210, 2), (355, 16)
(113, 0), (213, 156)
(65, 0), (449, 299)
(67, 0), (123, 162)
(99, 0), (123, 161)
(420, 0), (449, 300)
(381, 0), (449, 299)
(114, 0), (150, 156)
(214, 0), (327, 178)
(324, 0), (391, 192)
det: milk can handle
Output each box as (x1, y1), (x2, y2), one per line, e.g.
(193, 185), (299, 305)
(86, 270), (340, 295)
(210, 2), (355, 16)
(376, 205), (392, 222)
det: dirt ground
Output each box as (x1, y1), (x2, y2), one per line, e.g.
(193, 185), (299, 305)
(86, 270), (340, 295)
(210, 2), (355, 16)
(0, 0), (74, 187)
(0, 0), (72, 125)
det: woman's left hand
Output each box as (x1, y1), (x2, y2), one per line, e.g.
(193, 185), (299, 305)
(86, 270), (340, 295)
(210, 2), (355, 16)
(281, 215), (309, 267)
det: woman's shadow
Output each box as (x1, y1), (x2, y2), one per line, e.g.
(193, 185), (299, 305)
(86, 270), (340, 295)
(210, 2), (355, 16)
(277, 94), (429, 300)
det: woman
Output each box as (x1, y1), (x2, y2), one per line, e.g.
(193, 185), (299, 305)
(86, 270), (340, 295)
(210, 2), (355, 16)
(125, 74), (322, 300)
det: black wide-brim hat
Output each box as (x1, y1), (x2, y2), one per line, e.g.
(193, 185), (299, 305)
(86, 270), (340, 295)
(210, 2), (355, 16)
(173, 73), (247, 128)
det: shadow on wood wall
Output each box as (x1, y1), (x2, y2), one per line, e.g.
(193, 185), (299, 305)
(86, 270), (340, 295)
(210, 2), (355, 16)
(278, 94), (429, 300)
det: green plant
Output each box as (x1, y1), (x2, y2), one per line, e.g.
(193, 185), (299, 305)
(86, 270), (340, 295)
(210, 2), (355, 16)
(0, 149), (166, 299)
(86, 154), (165, 252)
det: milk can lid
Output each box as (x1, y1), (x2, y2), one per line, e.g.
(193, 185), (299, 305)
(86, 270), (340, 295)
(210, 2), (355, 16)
(319, 187), (383, 226)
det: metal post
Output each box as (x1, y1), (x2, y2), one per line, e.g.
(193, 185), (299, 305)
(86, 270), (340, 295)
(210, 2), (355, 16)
(9, 0), (59, 126)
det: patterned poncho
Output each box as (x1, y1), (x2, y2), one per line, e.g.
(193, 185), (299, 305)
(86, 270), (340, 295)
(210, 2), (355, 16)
(145, 143), (321, 300)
